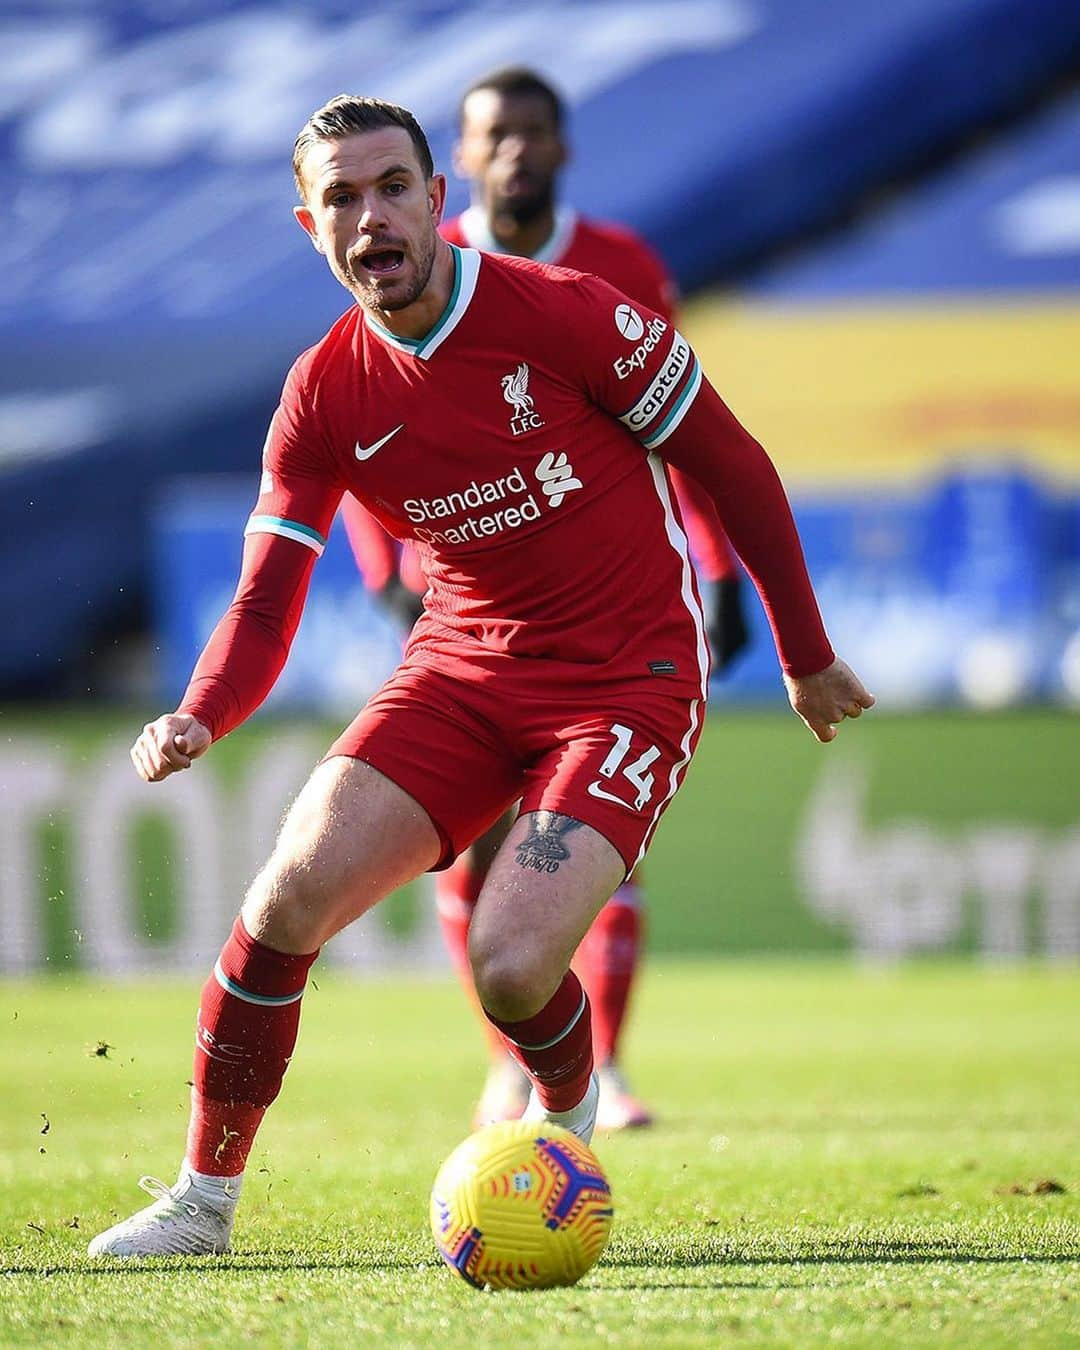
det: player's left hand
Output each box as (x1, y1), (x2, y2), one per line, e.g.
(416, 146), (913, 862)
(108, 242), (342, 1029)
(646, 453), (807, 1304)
(783, 658), (875, 743)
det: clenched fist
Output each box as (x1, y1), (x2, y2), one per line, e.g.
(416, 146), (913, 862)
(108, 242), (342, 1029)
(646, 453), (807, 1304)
(783, 658), (875, 744)
(130, 713), (212, 782)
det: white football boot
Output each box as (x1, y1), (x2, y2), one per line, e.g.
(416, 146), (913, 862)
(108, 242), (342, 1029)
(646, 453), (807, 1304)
(522, 1070), (600, 1145)
(87, 1166), (239, 1257)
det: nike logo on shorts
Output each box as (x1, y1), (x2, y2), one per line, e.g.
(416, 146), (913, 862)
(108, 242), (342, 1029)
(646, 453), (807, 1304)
(355, 424), (404, 460)
(586, 781), (639, 812)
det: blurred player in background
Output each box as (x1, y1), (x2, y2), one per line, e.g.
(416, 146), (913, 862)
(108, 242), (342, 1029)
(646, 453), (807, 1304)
(341, 67), (750, 1132)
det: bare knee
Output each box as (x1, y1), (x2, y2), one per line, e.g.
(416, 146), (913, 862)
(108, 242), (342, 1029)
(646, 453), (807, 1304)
(468, 924), (560, 1022)
(242, 812), (363, 952)
(239, 758), (439, 954)
(242, 854), (337, 954)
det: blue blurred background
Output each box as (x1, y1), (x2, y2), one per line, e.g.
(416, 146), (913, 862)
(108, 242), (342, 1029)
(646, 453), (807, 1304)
(1, 0), (1078, 970)
(2, 0), (1077, 709)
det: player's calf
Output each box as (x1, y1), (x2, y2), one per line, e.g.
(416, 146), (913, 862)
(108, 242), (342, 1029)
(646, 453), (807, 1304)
(483, 970), (595, 1120)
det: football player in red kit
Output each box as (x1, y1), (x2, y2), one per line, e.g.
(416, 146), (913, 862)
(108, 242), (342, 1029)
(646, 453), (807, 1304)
(340, 67), (749, 1132)
(89, 95), (872, 1257)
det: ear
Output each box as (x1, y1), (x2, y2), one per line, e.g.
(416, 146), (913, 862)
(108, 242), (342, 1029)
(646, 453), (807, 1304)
(428, 172), (447, 227)
(293, 204), (324, 253)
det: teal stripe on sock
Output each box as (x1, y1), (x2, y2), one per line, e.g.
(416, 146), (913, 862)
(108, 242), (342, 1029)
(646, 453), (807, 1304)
(506, 991), (588, 1052)
(213, 959), (305, 1007)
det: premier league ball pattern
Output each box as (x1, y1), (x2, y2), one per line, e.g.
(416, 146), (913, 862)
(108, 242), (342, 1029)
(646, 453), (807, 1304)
(430, 1120), (614, 1290)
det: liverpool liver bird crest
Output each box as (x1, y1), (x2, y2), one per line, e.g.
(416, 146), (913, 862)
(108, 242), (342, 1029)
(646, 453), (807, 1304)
(501, 363), (535, 416)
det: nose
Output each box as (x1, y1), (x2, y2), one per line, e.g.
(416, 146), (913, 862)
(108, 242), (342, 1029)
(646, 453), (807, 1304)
(498, 132), (529, 160)
(356, 196), (388, 235)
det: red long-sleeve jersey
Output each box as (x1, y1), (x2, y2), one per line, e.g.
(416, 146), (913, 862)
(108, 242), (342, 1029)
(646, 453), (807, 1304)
(180, 249), (831, 740)
(341, 208), (739, 592)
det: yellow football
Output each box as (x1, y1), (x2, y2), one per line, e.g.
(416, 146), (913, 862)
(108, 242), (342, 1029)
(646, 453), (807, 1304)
(430, 1119), (614, 1290)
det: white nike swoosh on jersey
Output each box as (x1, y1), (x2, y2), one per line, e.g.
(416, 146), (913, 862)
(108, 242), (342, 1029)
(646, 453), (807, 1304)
(355, 423), (404, 460)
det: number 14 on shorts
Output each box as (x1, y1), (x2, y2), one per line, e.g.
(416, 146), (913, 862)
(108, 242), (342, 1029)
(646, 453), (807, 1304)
(587, 723), (660, 812)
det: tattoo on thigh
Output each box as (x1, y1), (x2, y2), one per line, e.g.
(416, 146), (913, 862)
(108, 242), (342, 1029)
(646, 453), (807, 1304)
(515, 812), (583, 874)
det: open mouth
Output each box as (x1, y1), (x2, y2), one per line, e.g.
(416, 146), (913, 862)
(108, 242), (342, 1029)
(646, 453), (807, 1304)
(359, 249), (405, 276)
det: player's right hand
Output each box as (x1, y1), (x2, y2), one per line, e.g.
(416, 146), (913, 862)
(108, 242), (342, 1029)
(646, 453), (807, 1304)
(130, 713), (212, 782)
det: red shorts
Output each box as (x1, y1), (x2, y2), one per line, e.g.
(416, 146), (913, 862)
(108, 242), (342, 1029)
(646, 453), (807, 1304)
(325, 658), (705, 874)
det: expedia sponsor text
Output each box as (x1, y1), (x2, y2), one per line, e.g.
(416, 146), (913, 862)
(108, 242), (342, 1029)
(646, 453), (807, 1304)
(613, 317), (669, 379)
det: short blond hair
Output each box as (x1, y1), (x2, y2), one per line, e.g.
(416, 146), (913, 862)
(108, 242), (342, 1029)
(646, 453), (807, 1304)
(293, 95), (434, 198)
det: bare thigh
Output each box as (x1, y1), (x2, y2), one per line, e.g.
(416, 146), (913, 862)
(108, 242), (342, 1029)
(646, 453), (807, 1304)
(467, 811), (626, 1021)
(242, 756), (442, 953)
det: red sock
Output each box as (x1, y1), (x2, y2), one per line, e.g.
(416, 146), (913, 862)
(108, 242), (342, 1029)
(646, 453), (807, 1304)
(435, 858), (506, 1060)
(185, 916), (318, 1177)
(485, 972), (593, 1112)
(572, 880), (643, 1065)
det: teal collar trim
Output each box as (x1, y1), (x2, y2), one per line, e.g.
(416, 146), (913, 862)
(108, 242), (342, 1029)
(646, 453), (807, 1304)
(363, 245), (480, 359)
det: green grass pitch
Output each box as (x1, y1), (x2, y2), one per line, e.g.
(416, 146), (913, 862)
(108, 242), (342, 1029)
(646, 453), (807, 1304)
(2, 962), (1077, 1346)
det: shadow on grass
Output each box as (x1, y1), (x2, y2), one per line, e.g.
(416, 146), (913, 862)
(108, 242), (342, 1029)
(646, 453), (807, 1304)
(5, 1236), (1078, 1279)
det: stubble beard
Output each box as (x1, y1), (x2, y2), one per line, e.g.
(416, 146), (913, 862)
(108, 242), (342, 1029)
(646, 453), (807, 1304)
(347, 227), (437, 316)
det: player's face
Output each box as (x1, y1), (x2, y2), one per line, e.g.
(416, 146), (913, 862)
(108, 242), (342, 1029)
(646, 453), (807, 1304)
(454, 90), (566, 223)
(294, 128), (446, 313)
